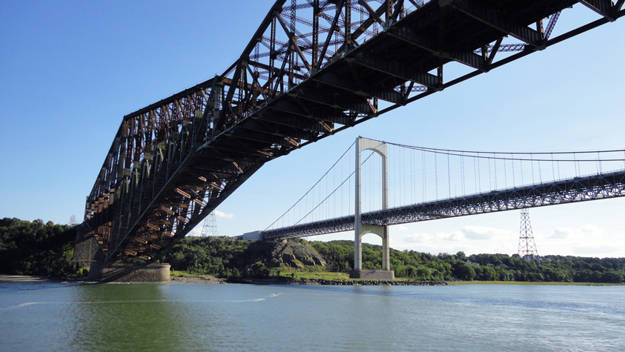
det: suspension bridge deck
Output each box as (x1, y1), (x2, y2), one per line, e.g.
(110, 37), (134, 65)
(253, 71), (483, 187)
(257, 170), (625, 240)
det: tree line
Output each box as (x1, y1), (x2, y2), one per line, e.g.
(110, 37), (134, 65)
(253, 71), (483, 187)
(310, 240), (625, 283)
(161, 236), (625, 283)
(0, 218), (81, 278)
(1, 217), (624, 283)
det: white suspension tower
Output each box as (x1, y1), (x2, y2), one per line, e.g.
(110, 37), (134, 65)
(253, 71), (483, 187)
(352, 137), (394, 280)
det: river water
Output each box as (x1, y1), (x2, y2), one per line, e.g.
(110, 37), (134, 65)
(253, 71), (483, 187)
(1, 282), (624, 351)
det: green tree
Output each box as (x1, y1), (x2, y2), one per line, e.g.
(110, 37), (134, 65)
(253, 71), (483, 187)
(453, 262), (476, 280)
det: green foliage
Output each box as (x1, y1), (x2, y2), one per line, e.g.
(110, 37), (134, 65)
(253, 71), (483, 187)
(0, 218), (81, 278)
(311, 241), (625, 283)
(158, 236), (249, 278)
(453, 262), (476, 281)
(150, 235), (625, 284)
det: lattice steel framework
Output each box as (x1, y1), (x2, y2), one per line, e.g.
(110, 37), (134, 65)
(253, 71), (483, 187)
(518, 208), (539, 257)
(201, 212), (218, 237)
(261, 170), (625, 239)
(77, 0), (625, 267)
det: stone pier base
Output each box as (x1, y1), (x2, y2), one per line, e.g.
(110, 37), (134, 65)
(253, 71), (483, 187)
(92, 263), (171, 282)
(350, 270), (395, 280)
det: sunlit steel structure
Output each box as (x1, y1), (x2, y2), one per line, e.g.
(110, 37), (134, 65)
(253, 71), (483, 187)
(258, 170), (625, 239)
(76, 0), (625, 269)
(518, 208), (539, 258)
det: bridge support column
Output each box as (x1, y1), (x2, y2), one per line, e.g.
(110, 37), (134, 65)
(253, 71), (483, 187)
(89, 263), (171, 282)
(351, 137), (394, 280)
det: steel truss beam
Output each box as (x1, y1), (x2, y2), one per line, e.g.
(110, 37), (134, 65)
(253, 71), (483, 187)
(261, 171), (625, 240)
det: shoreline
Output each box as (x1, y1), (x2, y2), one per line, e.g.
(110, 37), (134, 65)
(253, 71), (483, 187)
(0, 274), (61, 283)
(2, 274), (623, 286)
(228, 277), (448, 286)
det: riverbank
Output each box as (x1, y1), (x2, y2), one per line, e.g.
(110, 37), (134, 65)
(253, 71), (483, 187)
(449, 280), (624, 286)
(0, 274), (52, 283)
(3, 273), (623, 286)
(229, 277), (447, 286)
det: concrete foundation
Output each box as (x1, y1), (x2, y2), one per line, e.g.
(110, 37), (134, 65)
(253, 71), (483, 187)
(94, 263), (171, 282)
(350, 270), (395, 280)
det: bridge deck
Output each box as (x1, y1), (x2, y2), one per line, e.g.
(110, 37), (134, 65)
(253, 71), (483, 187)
(260, 170), (625, 239)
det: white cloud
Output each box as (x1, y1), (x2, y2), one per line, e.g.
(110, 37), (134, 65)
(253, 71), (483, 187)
(214, 210), (233, 219)
(389, 225), (516, 255)
(549, 229), (569, 239)
(460, 225), (514, 241)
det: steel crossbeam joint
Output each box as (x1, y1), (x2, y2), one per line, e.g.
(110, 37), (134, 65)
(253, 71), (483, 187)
(581, 0), (618, 20)
(312, 71), (404, 104)
(346, 54), (443, 89)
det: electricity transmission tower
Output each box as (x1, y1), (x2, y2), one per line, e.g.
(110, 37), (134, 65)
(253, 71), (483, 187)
(518, 208), (539, 258)
(200, 211), (217, 237)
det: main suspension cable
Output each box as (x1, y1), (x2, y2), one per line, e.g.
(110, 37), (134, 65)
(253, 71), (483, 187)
(264, 140), (355, 230)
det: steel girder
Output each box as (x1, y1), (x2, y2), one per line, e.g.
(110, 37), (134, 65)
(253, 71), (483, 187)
(260, 171), (625, 239)
(80, 0), (625, 265)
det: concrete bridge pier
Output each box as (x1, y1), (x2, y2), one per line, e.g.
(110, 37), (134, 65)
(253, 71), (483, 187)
(89, 262), (171, 282)
(86, 250), (171, 282)
(351, 137), (394, 280)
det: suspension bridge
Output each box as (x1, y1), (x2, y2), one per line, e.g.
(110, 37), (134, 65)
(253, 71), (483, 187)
(241, 137), (625, 278)
(72, 0), (625, 279)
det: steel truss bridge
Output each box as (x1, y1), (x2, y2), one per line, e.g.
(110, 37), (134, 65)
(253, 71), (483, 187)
(259, 170), (625, 240)
(76, 0), (625, 267)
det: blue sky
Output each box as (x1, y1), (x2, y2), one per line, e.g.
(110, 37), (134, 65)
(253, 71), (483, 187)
(1, 1), (624, 256)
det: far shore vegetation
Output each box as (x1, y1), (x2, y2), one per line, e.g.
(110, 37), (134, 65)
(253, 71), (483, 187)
(2, 217), (625, 285)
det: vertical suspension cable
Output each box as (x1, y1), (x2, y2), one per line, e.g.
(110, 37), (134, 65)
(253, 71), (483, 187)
(597, 151), (602, 175)
(461, 155), (465, 195)
(434, 152), (438, 200)
(487, 152), (492, 190)
(493, 152), (497, 190)
(530, 153), (536, 185)
(477, 153), (481, 193)
(551, 152), (555, 182)
(411, 147), (415, 205)
(503, 154), (507, 189)
(519, 155), (525, 186)
(511, 153), (516, 188)
(422, 150), (426, 202)
(447, 151), (451, 198)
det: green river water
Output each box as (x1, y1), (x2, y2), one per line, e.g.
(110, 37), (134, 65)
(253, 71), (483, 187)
(1, 282), (624, 351)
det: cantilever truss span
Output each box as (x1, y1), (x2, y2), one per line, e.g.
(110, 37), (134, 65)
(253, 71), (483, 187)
(77, 0), (625, 265)
(260, 170), (625, 239)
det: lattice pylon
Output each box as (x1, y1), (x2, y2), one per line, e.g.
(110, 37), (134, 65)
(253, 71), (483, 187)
(518, 208), (539, 258)
(200, 211), (217, 237)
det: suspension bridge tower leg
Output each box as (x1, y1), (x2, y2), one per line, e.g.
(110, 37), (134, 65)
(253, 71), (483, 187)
(351, 137), (394, 280)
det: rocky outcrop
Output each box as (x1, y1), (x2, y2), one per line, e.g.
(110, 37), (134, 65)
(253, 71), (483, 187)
(245, 239), (326, 268)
